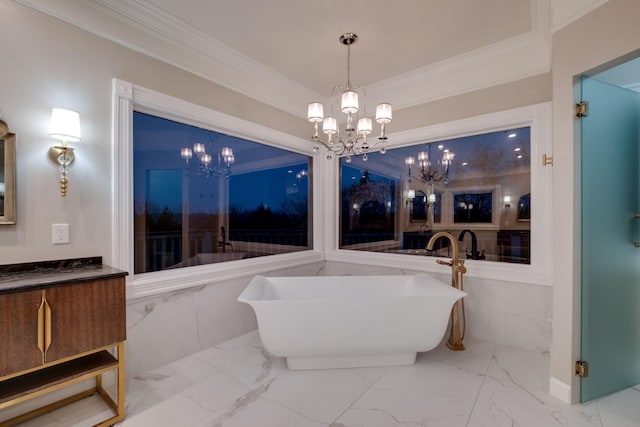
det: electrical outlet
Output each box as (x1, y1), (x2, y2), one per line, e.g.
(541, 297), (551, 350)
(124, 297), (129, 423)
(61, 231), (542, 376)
(52, 223), (70, 244)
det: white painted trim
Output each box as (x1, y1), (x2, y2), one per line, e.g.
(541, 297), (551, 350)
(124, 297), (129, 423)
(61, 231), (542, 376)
(328, 103), (553, 287)
(112, 79), (321, 298)
(549, 376), (572, 403)
(19, 0), (551, 119)
(550, 0), (609, 33)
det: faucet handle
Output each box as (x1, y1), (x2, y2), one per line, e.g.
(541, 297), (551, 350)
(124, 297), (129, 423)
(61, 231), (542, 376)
(436, 259), (454, 267)
(456, 260), (467, 274)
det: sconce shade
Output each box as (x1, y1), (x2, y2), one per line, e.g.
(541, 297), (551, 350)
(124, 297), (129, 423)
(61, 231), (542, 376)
(49, 108), (81, 142)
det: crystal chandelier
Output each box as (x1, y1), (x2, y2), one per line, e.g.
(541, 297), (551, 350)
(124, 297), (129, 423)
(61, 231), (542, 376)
(405, 143), (454, 203)
(181, 139), (235, 179)
(307, 33), (392, 163)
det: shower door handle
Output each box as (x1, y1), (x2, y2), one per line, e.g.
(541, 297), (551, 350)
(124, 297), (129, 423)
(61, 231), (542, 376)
(635, 213), (640, 247)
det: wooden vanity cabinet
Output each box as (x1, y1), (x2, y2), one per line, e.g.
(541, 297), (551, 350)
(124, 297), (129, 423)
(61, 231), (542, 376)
(0, 273), (126, 427)
(45, 278), (126, 362)
(0, 289), (44, 377)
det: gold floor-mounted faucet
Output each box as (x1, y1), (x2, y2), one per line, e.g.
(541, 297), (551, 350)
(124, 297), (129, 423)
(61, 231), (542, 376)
(427, 231), (467, 351)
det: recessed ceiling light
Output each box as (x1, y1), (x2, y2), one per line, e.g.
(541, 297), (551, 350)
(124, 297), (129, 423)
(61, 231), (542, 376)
(517, 154), (523, 159)
(288, 170), (293, 173)
(514, 147), (521, 152)
(462, 162), (468, 166)
(508, 132), (517, 138)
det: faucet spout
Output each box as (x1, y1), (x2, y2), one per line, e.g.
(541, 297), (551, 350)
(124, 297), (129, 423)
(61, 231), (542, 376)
(458, 229), (480, 260)
(426, 231), (466, 351)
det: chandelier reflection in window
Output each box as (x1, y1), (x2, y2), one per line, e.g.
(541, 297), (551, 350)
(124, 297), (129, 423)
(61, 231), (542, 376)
(405, 143), (454, 203)
(307, 33), (392, 163)
(181, 138), (235, 179)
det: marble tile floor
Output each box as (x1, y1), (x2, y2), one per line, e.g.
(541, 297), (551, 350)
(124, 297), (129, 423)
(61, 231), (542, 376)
(13, 331), (640, 427)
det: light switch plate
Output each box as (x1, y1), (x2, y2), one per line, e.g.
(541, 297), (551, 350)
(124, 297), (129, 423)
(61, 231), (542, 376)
(52, 223), (70, 244)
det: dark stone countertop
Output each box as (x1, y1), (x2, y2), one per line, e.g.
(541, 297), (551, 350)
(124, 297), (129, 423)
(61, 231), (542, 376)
(0, 257), (128, 294)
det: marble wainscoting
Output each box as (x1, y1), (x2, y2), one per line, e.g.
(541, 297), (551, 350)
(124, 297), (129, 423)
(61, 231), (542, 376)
(126, 259), (551, 380)
(125, 262), (326, 378)
(323, 261), (552, 352)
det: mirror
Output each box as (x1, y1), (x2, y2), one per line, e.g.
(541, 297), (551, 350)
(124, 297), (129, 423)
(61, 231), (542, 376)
(0, 119), (16, 224)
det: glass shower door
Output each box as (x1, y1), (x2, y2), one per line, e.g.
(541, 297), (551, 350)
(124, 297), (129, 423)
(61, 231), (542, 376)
(580, 75), (640, 402)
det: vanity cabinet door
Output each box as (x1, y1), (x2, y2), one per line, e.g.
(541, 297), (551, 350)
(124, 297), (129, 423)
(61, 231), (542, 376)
(0, 289), (44, 377)
(44, 278), (126, 363)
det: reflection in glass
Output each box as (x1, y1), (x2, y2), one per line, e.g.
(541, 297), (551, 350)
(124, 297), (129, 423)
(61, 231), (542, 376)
(133, 112), (312, 274)
(339, 127), (531, 264)
(453, 192), (492, 223)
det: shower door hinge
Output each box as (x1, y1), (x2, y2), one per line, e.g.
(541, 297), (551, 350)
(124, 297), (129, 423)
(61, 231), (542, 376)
(575, 360), (589, 377)
(543, 154), (554, 166)
(576, 101), (589, 117)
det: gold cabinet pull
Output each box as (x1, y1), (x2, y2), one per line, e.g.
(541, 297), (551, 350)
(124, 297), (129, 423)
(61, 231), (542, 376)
(37, 298), (45, 362)
(44, 299), (52, 356)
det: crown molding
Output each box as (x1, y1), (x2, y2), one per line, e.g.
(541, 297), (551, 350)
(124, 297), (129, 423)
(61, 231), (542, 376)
(550, 0), (609, 32)
(17, 0), (571, 118)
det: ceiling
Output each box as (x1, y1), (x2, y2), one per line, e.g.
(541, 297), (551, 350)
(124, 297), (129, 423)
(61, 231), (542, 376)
(19, 0), (609, 118)
(142, 0), (532, 96)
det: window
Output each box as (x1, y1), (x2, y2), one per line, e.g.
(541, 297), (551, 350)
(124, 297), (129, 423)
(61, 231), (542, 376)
(339, 127), (532, 264)
(133, 112), (312, 274)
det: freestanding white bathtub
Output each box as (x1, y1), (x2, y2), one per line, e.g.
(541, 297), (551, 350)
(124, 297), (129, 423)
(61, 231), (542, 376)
(237, 273), (467, 370)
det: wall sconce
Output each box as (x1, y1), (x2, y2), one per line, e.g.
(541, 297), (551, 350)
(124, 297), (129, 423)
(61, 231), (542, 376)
(504, 195), (512, 209)
(49, 108), (81, 196)
(406, 189), (415, 205)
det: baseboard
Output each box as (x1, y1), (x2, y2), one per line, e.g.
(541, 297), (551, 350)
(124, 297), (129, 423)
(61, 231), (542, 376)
(549, 376), (572, 403)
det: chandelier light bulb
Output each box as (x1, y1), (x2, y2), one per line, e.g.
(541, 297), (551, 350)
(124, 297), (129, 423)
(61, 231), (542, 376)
(181, 147), (193, 160)
(193, 143), (205, 154)
(307, 102), (324, 123)
(357, 117), (372, 135)
(341, 91), (359, 114)
(323, 117), (338, 135)
(375, 103), (392, 124)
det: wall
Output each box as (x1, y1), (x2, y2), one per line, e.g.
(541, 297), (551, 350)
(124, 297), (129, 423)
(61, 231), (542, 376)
(551, 0), (640, 403)
(0, 0), (307, 265)
(0, 0), (554, 387)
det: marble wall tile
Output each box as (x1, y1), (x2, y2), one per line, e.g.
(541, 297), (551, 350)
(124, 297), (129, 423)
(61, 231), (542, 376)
(462, 276), (552, 353)
(325, 261), (552, 353)
(125, 262), (324, 378)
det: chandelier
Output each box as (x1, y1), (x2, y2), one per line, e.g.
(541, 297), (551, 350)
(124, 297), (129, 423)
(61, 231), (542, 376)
(405, 144), (454, 202)
(307, 33), (392, 163)
(181, 139), (235, 179)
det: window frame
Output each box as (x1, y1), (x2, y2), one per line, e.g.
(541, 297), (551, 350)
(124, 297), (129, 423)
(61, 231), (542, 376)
(325, 103), (553, 286)
(112, 79), (322, 298)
